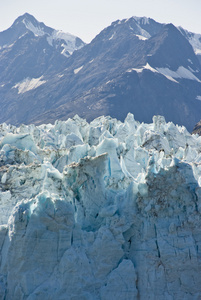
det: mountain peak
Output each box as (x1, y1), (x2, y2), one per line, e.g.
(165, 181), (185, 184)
(13, 12), (38, 23)
(132, 16), (151, 25)
(0, 13), (85, 56)
(145, 22), (201, 71)
(11, 12), (53, 37)
(103, 15), (164, 43)
(12, 13), (39, 29)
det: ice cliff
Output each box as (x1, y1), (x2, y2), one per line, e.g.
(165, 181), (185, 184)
(0, 114), (201, 299)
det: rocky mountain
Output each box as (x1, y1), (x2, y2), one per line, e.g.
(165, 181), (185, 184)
(1, 114), (201, 299)
(0, 14), (201, 131)
(0, 13), (85, 82)
(192, 119), (201, 135)
(179, 26), (201, 62)
(0, 13), (85, 124)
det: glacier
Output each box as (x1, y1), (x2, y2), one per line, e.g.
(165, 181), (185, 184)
(0, 114), (201, 299)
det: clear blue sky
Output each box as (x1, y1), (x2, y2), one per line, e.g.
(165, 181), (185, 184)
(1, 0), (201, 43)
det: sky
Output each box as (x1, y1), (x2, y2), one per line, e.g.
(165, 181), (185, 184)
(0, 0), (201, 43)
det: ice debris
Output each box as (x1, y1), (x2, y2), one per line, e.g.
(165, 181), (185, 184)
(0, 114), (201, 299)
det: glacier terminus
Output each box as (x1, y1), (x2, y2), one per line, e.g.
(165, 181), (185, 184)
(0, 114), (201, 299)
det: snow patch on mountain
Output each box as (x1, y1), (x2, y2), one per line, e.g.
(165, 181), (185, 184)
(47, 30), (84, 57)
(128, 63), (201, 83)
(74, 66), (83, 74)
(109, 33), (116, 40)
(136, 34), (148, 40)
(127, 63), (178, 83)
(136, 25), (151, 39)
(156, 66), (201, 82)
(22, 19), (45, 37)
(179, 27), (201, 56)
(13, 76), (46, 94)
(133, 16), (150, 25)
(133, 63), (157, 73)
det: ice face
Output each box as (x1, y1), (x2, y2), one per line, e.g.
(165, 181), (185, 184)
(0, 114), (201, 299)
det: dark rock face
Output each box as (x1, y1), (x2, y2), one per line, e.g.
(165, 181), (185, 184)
(0, 14), (201, 131)
(192, 120), (201, 135)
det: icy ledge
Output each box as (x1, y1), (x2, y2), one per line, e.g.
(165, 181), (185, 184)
(0, 114), (201, 299)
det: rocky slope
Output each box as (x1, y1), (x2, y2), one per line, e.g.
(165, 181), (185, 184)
(192, 120), (201, 135)
(0, 114), (201, 299)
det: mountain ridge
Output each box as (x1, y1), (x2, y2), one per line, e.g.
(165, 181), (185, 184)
(0, 13), (201, 131)
(0, 13), (85, 57)
(28, 19), (201, 130)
